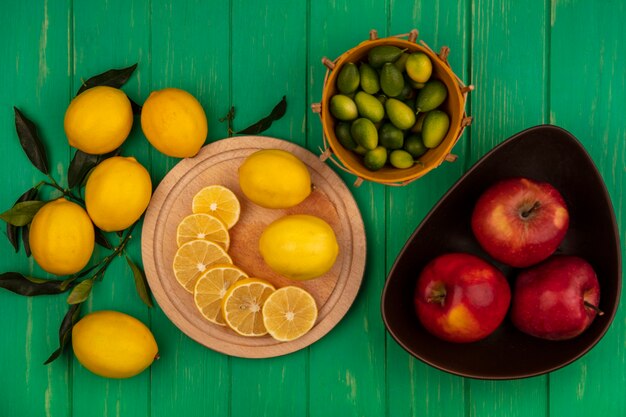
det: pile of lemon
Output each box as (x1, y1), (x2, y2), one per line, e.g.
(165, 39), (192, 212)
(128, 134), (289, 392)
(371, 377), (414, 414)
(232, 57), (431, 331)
(41, 83), (341, 377)
(31, 86), (209, 277)
(38, 85), (210, 380)
(172, 183), (319, 342)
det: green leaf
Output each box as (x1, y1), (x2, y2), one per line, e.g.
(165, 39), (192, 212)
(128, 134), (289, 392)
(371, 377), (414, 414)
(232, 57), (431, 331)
(129, 98), (142, 115)
(60, 276), (78, 291)
(66, 278), (93, 304)
(24, 276), (48, 284)
(0, 272), (72, 296)
(67, 150), (99, 189)
(236, 96), (287, 135)
(6, 188), (37, 252)
(22, 224), (31, 257)
(6, 219), (18, 251)
(94, 228), (113, 250)
(14, 107), (49, 175)
(45, 303), (81, 365)
(0, 200), (47, 226)
(67, 149), (118, 189)
(76, 63), (138, 95)
(126, 256), (153, 308)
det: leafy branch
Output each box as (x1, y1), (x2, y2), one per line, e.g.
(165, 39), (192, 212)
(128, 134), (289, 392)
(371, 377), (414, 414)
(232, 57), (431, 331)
(218, 96), (287, 137)
(1, 63), (153, 365)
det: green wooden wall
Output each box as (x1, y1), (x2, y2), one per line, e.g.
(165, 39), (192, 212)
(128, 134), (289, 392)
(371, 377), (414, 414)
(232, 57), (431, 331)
(0, 0), (624, 416)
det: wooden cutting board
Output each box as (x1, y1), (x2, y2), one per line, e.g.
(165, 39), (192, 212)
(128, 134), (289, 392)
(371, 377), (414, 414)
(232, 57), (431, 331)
(141, 136), (366, 358)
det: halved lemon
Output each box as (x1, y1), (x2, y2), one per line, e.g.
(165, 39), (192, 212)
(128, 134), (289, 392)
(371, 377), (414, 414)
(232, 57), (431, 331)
(173, 240), (232, 292)
(192, 185), (240, 229)
(262, 286), (318, 342)
(222, 278), (275, 337)
(176, 213), (230, 250)
(194, 264), (248, 326)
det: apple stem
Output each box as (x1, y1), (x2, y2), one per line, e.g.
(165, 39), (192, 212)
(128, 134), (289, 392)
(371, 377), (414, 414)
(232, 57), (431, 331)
(584, 301), (604, 316)
(521, 201), (541, 218)
(427, 287), (447, 307)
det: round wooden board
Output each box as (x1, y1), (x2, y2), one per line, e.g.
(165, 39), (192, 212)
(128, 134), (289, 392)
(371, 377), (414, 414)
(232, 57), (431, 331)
(141, 136), (366, 358)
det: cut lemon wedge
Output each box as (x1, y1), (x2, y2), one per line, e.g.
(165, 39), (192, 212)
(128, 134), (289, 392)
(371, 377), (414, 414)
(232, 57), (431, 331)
(222, 278), (275, 337)
(262, 286), (318, 342)
(194, 264), (248, 326)
(192, 185), (241, 229)
(173, 240), (232, 292)
(176, 213), (230, 250)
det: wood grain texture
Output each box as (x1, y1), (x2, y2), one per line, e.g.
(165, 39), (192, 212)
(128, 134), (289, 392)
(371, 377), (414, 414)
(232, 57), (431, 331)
(148, 1), (232, 417)
(467, 0), (551, 416)
(548, 1), (626, 415)
(0, 2), (71, 417)
(307, 1), (388, 416)
(0, 0), (624, 415)
(142, 137), (365, 358)
(386, 1), (470, 415)
(70, 1), (152, 416)
(228, 2), (310, 415)
(467, 0), (552, 416)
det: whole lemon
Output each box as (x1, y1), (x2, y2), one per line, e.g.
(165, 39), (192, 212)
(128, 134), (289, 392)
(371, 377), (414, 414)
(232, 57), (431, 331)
(140, 88), (208, 158)
(64, 86), (133, 154)
(259, 214), (339, 280)
(238, 149), (311, 209)
(72, 310), (158, 379)
(85, 156), (152, 232)
(29, 198), (94, 276)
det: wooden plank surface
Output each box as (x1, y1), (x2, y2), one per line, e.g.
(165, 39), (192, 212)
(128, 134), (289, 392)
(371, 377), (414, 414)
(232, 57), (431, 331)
(385, 2), (469, 416)
(0, 2), (72, 416)
(69, 3), (152, 417)
(307, 2), (387, 416)
(228, 2), (309, 416)
(148, 2), (231, 416)
(0, 0), (624, 416)
(548, 1), (626, 415)
(467, 0), (550, 416)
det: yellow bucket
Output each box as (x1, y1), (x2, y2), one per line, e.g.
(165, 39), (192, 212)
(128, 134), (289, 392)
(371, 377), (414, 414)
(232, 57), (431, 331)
(313, 29), (473, 187)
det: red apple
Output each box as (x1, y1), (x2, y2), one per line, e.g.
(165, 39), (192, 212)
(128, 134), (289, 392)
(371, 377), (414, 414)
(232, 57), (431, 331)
(511, 255), (602, 340)
(471, 177), (569, 268)
(414, 253), (511, 343)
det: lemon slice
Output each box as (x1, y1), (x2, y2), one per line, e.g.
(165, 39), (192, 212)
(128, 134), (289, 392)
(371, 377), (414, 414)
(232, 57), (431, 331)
(176, 213), (230, 250)
(173, 240), (232, 292)
(222, 278), (275, 337)
(262, 286), (318, 342)
(194, 264), (248, 326)
(192, 185), (241, 229)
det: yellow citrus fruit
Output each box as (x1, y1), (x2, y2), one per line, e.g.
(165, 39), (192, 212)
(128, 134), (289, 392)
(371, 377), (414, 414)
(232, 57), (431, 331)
(259, 214), (339, 280)
(262, 286), (318, 342)
(72, 310), (158, 379)
(176, 213), (230, 250)
(191, 185), (240, 229)
(29, 198), (94, 276)
(64, 86), (133, 154)
(173, 240), (232, 292)
(238, 149), (311, 209)
(221, 278), (275, 336)
(140, 88), (208, 158)
(85, 156), (152, 232)
(194, 264), (248, 326)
